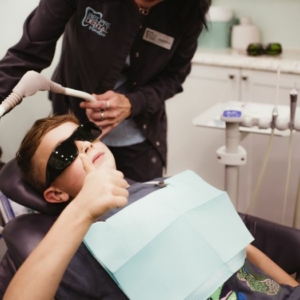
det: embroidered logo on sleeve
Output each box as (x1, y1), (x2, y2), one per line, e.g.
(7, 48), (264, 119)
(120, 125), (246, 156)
(82, 7), (111, 37)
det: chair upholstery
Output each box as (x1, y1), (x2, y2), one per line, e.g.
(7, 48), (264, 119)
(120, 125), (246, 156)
(239, 212), (300, 280)
(2, 214), (57, 269)
(0, 159), (68, 215)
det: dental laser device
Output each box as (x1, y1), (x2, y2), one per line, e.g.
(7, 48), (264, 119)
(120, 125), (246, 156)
(0, 71), (96, 118)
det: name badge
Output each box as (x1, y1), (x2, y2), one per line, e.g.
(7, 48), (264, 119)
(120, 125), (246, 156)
(143, 28), (174, 50)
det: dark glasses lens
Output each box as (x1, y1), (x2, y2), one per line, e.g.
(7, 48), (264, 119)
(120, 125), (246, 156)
(46, 122), (101, 187)
(72, 122), (101, 142)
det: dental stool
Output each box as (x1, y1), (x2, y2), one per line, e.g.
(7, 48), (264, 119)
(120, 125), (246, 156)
(0, 158), (300, 295)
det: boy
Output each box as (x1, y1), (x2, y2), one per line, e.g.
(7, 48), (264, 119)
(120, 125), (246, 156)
(2, 114), (300, 299)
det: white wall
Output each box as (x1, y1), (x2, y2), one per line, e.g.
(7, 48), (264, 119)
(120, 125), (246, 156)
(212, 0), (300, 49)
(0, 0), (62, 163)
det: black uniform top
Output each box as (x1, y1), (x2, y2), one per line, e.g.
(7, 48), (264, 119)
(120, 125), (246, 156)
(0, 0), (206, 164)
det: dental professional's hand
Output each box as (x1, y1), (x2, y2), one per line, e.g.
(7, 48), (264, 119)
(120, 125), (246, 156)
(75, 155), (129, 222)
(80, 91), (132, 136)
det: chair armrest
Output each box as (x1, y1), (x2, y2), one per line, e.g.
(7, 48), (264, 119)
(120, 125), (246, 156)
(2, 214), (57, 268)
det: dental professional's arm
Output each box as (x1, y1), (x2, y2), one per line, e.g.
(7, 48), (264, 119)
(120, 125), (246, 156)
(246, 244), (299, 287)
(3, 155), (129, 300)
(0, 0), (76, 102)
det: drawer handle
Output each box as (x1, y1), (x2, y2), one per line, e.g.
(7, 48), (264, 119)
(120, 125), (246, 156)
(229, 74), (235, 80)
(242, 76), (248, 81)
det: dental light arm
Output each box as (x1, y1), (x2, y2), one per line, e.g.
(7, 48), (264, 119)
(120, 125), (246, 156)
(0, 71), (96, 118)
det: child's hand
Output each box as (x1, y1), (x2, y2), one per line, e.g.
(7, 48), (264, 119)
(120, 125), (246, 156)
(74, 154), (129, 222)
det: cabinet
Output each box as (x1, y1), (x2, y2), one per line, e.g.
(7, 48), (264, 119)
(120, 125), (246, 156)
(166, 64), (300, 226)
(240, 69), (300, 104)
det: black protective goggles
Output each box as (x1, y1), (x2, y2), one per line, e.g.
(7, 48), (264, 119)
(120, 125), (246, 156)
(45, 122), (102, 187)
(247, 43), (282, 56)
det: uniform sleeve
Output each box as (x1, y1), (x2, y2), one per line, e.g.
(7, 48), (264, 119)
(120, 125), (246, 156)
(0, 0), (77, 102)
(126, 16), (203, 117)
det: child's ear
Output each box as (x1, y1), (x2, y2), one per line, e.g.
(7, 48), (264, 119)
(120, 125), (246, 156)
(43, 186), (70, 203)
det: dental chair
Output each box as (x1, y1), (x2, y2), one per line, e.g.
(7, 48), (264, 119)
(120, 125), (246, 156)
(0, 158), (300, 297)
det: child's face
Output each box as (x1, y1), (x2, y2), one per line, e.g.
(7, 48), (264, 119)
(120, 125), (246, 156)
(33, 121), (116, 198)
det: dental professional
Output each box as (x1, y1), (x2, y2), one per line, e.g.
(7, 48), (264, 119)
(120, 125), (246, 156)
(0, 0), (211, 182)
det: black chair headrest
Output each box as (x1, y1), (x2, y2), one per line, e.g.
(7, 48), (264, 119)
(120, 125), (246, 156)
(0, 159), (68, 215)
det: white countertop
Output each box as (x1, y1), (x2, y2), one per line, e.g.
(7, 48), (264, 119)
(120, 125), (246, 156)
(192, 48), (300, 75)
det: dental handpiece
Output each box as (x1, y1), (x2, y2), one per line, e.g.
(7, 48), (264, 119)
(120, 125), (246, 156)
(289, 88), (298, 130)
(0, 71), (96, 118)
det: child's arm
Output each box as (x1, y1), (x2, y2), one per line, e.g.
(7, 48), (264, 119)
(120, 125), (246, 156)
(246, 244), (299, 287)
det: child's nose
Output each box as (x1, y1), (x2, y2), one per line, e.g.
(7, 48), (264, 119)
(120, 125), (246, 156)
(74, 140), (93, 153)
